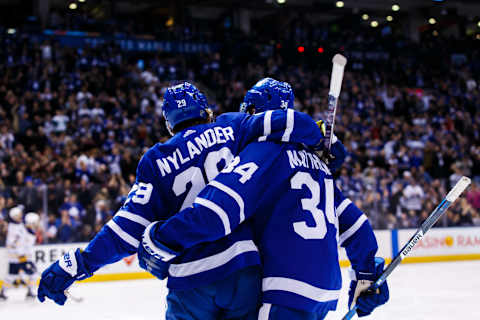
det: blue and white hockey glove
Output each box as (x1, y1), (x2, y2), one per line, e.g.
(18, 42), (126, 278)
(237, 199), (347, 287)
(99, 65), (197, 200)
(348, 257), (389, 317)
(38, 249), (92, 305)
(138, 222), (178, 280)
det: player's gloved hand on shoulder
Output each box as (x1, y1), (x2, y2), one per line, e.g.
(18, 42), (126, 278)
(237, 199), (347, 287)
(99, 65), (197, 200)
(138, 221), (178, 280)
(328, 138), (347, 172)
(38, 248), (92, 305)
(314, 119), (347, 172)
(348, 257), (389, 317)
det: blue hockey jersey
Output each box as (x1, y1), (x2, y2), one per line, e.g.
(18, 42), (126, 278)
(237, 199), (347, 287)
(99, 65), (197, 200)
(81, 110), (326, 290)
(154, 141), (379, 313)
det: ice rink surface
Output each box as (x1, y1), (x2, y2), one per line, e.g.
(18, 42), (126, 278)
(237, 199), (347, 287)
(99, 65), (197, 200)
(1, 260), (479, 320)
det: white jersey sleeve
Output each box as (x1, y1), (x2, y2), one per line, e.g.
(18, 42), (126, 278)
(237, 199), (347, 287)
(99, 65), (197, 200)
(6, 222), (36, 262)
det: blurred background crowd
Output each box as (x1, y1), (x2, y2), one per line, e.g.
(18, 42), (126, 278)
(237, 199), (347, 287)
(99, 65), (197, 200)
(0, 0), (479, 245)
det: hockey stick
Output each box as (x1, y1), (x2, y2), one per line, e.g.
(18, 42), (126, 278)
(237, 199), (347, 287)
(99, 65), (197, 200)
(342, 176), (471, 320)
(65, 289), (84, 303)
(325, 54), (347, 151)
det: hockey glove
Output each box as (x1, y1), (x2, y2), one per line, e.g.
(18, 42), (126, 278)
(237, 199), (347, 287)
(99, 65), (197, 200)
(38, 249), (92, 305)
(316, 119), (327, 136)
(348, 257), (389, 317)
(138, 221), (178, 280)
(328, 138), (347, 172)
(314, 120), (347, 172)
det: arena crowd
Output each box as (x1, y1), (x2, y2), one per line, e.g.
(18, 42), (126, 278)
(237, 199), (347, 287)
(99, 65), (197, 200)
(0, 18), (479, 245)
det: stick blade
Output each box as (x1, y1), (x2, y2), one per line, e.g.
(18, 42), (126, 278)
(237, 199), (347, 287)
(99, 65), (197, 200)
(332, 54), (347, 67)
(446, 176), (471, 202)
(329, 54), (347, 97)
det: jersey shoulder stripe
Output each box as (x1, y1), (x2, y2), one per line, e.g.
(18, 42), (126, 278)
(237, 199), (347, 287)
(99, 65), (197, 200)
(281, 109), (294, 142)
(115, 210), (151, 227)
(258, 110), (273, 142)
(106, 220), (139, 248)
(339, 214), (367, 245)
(336, 198), (352, 217)
(194, 197), (231, 235)
(209, 180), (245, 223)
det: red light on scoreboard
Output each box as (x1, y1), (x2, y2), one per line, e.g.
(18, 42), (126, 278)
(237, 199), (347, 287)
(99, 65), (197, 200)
(297, 46), (305, 53)
(317, 47), (324, 53)
(276, 43), (282, 49)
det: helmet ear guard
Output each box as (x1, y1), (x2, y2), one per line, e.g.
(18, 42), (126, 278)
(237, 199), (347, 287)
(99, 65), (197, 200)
(163, 111), (175, 136)
(163, 106), (213, 136)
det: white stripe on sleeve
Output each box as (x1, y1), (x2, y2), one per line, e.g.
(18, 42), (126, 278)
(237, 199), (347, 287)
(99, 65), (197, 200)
(339, 214), (367, 245)
(281, 109), (294, 142)
(168, 240), (258, 277)
(262, 277), (341, 302)
(336, 199), (352, 217)
(209, 180), (245, 223)
(115, 210), (151, 227)
(194, 197), (231, 235)
(106, 220), (140, 248)
(258, 303), (272, 320)
(258, 110), (273, 141)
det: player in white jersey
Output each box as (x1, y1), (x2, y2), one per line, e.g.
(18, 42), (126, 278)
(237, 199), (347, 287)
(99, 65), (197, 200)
(0, 207), (39, 300)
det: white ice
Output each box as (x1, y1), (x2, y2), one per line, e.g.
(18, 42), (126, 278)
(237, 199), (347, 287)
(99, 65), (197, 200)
(1, 260), (479, 320)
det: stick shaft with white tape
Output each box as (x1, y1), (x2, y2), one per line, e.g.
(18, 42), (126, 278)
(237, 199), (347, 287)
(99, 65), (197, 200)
(342, 176), (471, 320)
(65, 288), (84, 303)
(325, 54), (347, 150)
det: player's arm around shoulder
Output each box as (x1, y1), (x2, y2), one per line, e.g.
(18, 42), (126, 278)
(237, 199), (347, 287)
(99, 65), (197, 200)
(38, 149), (165, 306)
(138, 142), (282, 280)
(232, 109), (326, 149)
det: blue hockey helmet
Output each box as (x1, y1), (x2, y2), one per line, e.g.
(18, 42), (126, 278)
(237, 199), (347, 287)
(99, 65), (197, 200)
(240, 78), (295, 113)
(162, 82), (210, 132)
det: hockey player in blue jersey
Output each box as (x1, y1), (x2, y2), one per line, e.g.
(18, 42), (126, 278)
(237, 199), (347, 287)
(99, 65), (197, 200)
(138, 79), (389, 319)
(37, 81), (330, 319)
(239, 82), (347, 173)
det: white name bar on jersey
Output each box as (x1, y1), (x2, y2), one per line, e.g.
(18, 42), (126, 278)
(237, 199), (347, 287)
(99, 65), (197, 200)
(286, 149), (331, 175)
(157, 126), (235, 176)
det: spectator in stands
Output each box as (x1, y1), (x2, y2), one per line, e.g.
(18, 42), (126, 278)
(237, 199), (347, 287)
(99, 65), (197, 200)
(466, 182), (480, 211)
(401, 171), (425, 215)
(458, 199), (474, 226)
(93, 200), (112, 227)
(76, 224), (94, 242)
(18, 177), (41, 213)
(0, 19), (479, 245)
(56, 209), (76, 243)
(45, 213), (58, 243)
(60, 193), (84, 222)
(0, 196), (6, 245)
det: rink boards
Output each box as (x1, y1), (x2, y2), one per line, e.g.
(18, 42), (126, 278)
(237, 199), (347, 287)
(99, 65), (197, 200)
(1, 227), (479, 283)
